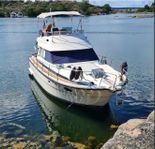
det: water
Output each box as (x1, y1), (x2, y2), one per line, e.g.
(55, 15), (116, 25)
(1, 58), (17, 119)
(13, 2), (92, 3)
(30, 77), (115, 143)
(0, 14), (154, 143)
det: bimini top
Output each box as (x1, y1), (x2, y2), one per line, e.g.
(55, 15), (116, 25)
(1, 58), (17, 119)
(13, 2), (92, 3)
(37, 11), (82, 19)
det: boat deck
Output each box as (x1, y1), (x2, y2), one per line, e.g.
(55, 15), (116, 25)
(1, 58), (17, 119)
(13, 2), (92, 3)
(30, 55), (124, 91)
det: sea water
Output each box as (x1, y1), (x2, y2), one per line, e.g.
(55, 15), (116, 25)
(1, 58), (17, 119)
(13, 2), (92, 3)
(0, 14), (154, 143)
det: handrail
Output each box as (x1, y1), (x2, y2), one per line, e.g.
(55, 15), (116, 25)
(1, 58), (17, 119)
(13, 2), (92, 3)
(48, 63), (118, 89)
(32, 55), (119, 89)
(99, 72), (118, 90)
(39, 28), (83, 37)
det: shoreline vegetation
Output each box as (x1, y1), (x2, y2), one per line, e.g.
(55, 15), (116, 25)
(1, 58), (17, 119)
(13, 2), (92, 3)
(0, 1), (154, 17)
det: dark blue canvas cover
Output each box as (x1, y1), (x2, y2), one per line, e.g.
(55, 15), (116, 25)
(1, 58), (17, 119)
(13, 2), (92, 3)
(45, 49), (99, 64)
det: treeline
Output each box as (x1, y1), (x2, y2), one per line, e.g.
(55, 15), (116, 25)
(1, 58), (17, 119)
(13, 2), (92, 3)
(0, 1), (154, 18)
(0, 1), (112, 17)
(137, 3), (155, 12)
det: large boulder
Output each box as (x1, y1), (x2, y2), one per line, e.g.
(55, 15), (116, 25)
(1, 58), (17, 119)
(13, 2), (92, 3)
(101, 111), (154, 149)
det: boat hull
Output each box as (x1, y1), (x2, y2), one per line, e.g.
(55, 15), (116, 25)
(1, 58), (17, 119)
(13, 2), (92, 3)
(29, 60), (114, 106)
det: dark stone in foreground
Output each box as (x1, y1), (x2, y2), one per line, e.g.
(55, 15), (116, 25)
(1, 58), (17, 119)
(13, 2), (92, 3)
(101, 111), (154, 149)
(0, 130), (86, 149)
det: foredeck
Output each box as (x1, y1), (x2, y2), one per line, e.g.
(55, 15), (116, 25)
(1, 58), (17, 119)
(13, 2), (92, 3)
(29, 55), (122, 91)
(30, 55), (95, 89)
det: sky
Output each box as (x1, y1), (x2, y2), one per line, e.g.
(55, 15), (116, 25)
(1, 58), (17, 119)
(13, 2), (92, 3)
(89, 0), (154, 7)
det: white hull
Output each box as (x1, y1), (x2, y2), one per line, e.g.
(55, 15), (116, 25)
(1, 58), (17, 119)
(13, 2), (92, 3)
(28, 11), (128, 107)
(29, 61), (114, 106)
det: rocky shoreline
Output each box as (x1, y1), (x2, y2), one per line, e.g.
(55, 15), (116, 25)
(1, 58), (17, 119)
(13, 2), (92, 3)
(0, 111), (154, 149)
(0, 131), (86, 149)
(0, 131), (105, 149)
(101, 110), (154, 149)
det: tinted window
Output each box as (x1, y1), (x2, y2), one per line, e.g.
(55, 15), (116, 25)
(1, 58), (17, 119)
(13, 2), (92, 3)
(45, 49), (99, 64)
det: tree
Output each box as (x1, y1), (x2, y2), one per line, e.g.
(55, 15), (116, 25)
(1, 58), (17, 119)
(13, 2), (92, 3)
(151, 2), (155, 12)
(0, 9), (5, 17)
(23, 7), (38, 17)
(80, 1), (89, 15)
(102, 4), (111, 14)
(144, 4), (150, 10)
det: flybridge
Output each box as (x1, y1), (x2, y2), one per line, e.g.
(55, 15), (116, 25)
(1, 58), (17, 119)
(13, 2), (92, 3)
(37, 11), (83, 19)
(37, 11), (84, 40)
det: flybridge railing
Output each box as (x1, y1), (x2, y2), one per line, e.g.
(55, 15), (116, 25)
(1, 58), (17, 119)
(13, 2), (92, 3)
(39, 28), (83, 37)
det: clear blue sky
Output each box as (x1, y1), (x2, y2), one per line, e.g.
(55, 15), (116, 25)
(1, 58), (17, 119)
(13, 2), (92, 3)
(89, 0), (154, 7)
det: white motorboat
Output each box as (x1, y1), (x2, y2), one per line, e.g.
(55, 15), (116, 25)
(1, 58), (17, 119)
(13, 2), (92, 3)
(29, 11), (128, 107)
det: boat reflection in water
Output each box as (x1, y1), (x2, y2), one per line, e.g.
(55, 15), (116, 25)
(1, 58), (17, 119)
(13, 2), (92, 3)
(30, 77), (116, 143)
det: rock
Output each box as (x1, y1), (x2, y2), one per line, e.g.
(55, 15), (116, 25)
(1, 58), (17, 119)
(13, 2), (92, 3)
(62, 136), (71, 143)
(85, 136), (97, 149)
(101, 110), (155, 149)
(0, 136), (4, 143)
(69, 142), (86, 149)
(87, 136), (96, 143)
(119, 119), (145, 130)
(43, 134), (53, 141)
(51, 131), (62, 145)
(16, 137), (26, 142)
(146, 111), (154, 122)
(110, 124), (119, 129)
(95, 143), (104, 149)
(1, 142), (10, 148)
(12, 142), (27, 149)
(55, 145), (73, 149)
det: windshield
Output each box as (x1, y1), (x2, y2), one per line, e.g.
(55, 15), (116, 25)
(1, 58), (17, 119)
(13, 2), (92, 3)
(45, 49), (99, 64)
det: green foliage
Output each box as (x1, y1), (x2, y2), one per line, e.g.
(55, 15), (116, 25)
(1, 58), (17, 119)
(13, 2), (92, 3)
(137, 3), (154, 12)
(23, 7), (37, 17)
(102, 4), (111, 14)
(80, 1), (89, 14)
(0, 1), (112, 17)
(151, 2), (155, 12)
(144, 4), (150, 10)
(0, 10), (5, 17)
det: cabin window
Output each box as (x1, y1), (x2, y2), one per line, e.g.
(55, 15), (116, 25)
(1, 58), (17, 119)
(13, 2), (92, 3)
(45, 48), (99, 64)
(38, 48), (45, 58)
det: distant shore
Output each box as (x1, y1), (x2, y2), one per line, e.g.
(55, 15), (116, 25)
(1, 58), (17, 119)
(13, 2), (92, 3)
(0, 1), (154, 18)
(128, 13), (154, 18)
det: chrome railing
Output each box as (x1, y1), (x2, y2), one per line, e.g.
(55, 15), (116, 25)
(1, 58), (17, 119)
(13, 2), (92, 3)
(39, 28), (83, 37)
(32, 54), (119, 90)
(41, 62), (118, 89)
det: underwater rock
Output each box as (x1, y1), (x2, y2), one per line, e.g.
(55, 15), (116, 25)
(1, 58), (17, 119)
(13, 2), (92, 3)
(69, 142), (86, 149)
(12, 142), (27, 149)
(85, 136), (97, 149)
(110, 124), (119, 129)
